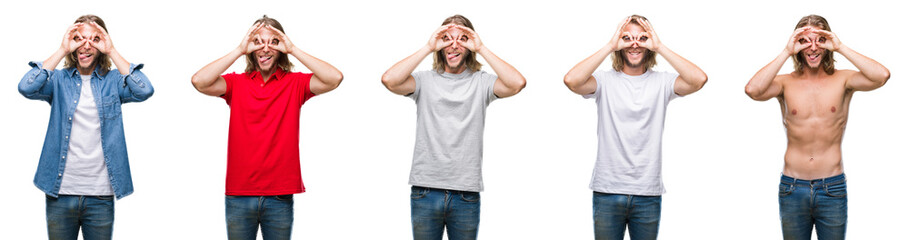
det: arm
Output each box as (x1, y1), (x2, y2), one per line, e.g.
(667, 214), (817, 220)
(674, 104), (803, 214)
(454, 25), (526, 98)
(745, 27), (812, 101)
(637, 19), (707, 96)
(191, 23), (265, 97)
(86, 22), (153, 102)
(564, 17), (632, 95)
(813, 30), (891, 91)
(20, 23), (87, 101)
(381, 24), (455, 96)
(266, 25), (343, 95)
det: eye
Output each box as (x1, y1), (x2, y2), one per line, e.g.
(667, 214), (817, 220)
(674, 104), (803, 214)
(639, 36), (648, 41)
(817, 37), (826, 43)
(73, 36), (81, 41)
(442, 35), (450, 41)
(271, 39), (279, 45)
(254, 39), (261, 44)
(798, 39), (809, 44)
(93, 37), (101, 43)
(460, 36), (468, 41)
(622, 36), (631, 41)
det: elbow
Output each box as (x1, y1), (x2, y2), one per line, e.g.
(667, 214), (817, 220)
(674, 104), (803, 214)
(693, 74), (708, 91)
(380, 73), (396, 88)
(743, 85), (767, 101)
(563, 75), (580, 91)
(878, 70), (891, 87)
(515, 76), (527, 93)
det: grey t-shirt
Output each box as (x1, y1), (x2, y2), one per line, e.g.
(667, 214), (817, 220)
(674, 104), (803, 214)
(583, 69), (679, 196)
(408, 69), (497, 192)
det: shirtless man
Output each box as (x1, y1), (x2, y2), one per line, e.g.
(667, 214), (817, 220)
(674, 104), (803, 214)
(745, 15), (890, 240)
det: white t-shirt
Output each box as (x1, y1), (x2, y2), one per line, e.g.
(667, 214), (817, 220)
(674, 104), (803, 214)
(584, 69), (680, 196)
(59, 75), (113, 196)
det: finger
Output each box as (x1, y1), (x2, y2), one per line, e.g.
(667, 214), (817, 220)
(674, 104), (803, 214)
(90, 22), (108, 35)
(266, 25), (285, 37)
(453, 24), (476, 35)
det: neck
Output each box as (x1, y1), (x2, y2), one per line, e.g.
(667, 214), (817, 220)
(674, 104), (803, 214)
(621, 65), (646, 76)
(444, 65), (467, 74)
(800, 66), (826, 77)
(259, 68), (277, 82)
(77, 63), (96, 76)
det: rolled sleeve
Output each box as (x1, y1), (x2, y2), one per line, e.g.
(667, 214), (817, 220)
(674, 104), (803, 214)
(118, 63), (154, 103)
(18, 61), (54, 102)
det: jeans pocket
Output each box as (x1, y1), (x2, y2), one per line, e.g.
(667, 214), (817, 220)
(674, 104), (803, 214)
(824, 182), (847, 197)
(779, 183), (794, 197)
(275, 194), (294, 202)
(459, 192), (480, 202)
(410, 187), (428, 199)
(95, 195), (114, 200)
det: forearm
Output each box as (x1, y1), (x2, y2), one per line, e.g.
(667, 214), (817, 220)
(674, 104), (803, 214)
(291, 47), (343, 86)
(43, 48), (68, 71)
(565, 45), (613, 88)
(477, 46), (524, 89)
(838, 45), (890, 82)
(382, 45), (432, 86)
(107, 49), (130, 75)
(192, 49), (243, 89)
(746, 51), (788, 97)
(657, 45), (706, 85)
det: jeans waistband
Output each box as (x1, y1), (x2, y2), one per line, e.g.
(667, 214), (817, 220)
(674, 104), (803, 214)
(780, 173), (846, 186)
(412, 186), (478, 194)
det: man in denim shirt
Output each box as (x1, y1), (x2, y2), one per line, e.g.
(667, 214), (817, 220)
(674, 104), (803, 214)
(18, 15), (153, 240)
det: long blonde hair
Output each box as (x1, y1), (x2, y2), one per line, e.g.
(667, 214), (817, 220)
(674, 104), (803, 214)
(63, 15), (111, 74)
(792, 14), (835, 75)
(611, 15), (657, 72)
(432, 15), (482, 73)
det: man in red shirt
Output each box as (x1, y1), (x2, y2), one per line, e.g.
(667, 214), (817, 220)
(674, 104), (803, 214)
(191, 15), (343, 240)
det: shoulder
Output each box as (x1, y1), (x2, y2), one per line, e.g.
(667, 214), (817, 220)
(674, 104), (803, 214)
(412, 70), (437, 80)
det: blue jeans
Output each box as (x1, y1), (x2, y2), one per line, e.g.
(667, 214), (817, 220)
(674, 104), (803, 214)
(779, 174), (847, 240)
(225, 195), (294, 240)
(593, 192), (661, 240)
(45, 195), (115, 240)
(410, 186), (481, 240)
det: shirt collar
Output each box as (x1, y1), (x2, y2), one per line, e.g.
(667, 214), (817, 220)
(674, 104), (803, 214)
(246, 67), (288, 82)
(67, 65), (107, 79)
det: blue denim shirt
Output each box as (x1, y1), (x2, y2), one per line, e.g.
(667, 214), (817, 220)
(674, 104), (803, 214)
(19, 61), (154, 199)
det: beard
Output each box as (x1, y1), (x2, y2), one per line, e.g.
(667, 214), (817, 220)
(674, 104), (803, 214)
(621, 50), (650, 68)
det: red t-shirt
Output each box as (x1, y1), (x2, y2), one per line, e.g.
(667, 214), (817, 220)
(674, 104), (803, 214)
(221, 68), (315, 195)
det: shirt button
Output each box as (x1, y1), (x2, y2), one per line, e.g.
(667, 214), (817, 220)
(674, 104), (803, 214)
(69, 117), (72, 121)
(65, 136), (68, 139)
(77, 83), (80, 86)
(58, 173), (62, 177)
(74, 100), (77, 103)
(62, 156), (65, 159)
(260, 84), (264, 87)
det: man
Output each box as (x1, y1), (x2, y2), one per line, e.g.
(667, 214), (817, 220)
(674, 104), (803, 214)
(19, 15), (154, 240)
(191, 15), (343, 240)
(745, 15), (889, 240)
(381, 14), (526, 240)
(563, 15), (707, 240)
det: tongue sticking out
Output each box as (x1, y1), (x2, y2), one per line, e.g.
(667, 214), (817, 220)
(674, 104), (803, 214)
(447, 52), (460, 60)
(259, 55), (272, 63)
(78, 53), (92, 61)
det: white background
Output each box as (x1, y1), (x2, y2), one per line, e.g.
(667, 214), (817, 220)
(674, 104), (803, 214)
(2, 0), (906, 239)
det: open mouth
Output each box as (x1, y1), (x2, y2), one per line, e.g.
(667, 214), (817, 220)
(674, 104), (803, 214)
(447, 52), (461, 61)
(258, 55), (273, 64)
(806, 53), (820, 62)
(78, 52), (93, 61)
